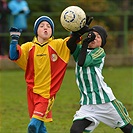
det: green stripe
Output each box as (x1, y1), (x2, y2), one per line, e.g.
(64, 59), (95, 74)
(77, 66), (88, 104)
(83, 67), (93, 104)
(112, 99), (131, 124)
(84, 129), (91, 132)
(103, 91), (110, 103)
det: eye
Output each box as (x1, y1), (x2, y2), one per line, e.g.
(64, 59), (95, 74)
(40, 25), (44, 27)
(47, 24), (51, 28)
(96, 34), (101, 39)
(39, 24), (44, 28)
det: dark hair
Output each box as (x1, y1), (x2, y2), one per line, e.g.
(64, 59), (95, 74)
(92, 25), (107, 47)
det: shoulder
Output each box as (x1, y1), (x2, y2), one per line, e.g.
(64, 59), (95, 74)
(91, 47), (105, 59)
(93, 47), (105, 54)
(8, 0), (17, 6)
(21, 42), (33, 48)
(51, 37), (70, 45)
(21, 0), (29, 6)
(53, 37), (70, 42)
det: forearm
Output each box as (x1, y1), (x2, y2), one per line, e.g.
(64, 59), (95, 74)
(9, 40), (19, 60)
(9, 27), (22, 60)
(78, 32), (96, 66)
(67, 34), (81, 54)
(78, 41), (88, 66)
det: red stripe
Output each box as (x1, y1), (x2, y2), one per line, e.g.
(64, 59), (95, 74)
(48, 46), (67, 97)
(25, 46), (35, 89)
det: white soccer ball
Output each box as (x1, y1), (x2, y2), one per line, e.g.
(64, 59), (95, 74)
(60, 6), (86, 32)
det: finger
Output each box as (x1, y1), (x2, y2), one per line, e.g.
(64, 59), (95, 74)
(86, 15), (90, 23)
(9, 27), (18, 31)
(86, 17), (93, 26)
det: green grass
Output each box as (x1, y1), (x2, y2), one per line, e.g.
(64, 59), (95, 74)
(0, 67), (133, 133)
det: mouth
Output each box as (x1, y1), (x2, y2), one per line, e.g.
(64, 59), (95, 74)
(90, 41), (95, 44)
(43, 31), (48, 34)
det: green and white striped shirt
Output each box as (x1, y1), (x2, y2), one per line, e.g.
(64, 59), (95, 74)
(73, 45), (116, 105)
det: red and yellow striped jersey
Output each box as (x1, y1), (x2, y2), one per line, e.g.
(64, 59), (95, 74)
(15, 37), (71, 98)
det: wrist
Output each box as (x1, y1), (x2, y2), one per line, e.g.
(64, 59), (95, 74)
(11, 40), (18, 45)
(71, 32), (81, 38)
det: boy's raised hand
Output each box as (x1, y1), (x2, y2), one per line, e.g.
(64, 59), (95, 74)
(9, 27), (22, 41)
(72, 16), (94, 36)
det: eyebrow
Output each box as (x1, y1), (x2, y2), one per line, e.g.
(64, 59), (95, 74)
(39, 23), (51, 27)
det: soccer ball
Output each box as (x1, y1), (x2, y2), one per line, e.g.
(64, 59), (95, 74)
(60, 6), (86, 32)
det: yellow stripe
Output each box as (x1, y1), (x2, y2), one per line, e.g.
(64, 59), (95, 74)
(92, 48), (103, 58)
(33, 97), (55, 122)
(33, 115), (53, 122)
(92, 48), (104, 59)
(114, 100), (131, 123)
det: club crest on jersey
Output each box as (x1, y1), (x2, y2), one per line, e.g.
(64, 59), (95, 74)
(51, 54), (58, 62)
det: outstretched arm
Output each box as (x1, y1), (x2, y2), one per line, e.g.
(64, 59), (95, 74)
(67, 16), (93, 54)
(9, 27), (22, 60)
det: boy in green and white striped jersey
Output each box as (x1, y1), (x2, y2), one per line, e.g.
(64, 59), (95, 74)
(70, 25), (133, 133)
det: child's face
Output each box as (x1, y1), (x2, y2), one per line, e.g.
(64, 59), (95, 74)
(88, 31), (102, 48)
(37, 21), (52, 42)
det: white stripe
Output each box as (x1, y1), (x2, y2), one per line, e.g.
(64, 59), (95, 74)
(86, 67), (96, 104)
(75, 64), (84, 103)
(94, 58), (116, 102)
(79, 67), (90, 104)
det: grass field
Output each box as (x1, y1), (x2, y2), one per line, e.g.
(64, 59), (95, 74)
(0, 67), (133, 133)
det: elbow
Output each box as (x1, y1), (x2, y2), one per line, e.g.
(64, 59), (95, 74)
(9, 55), (18, 60)
(78, 61), (84, 67)
(9, 51), (19, 60)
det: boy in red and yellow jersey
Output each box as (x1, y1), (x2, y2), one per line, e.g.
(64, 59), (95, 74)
(9, 15), (93, 133)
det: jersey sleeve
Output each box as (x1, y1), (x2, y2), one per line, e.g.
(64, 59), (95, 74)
(84, 47), (106, 67)
(51, 38), (71, 63)
(9, 40), (19, 60)
(14, 42), (32, 70)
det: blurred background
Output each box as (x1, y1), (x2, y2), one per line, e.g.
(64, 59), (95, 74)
(0, 0), (133, 68)
(0, 1), (133, 132)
